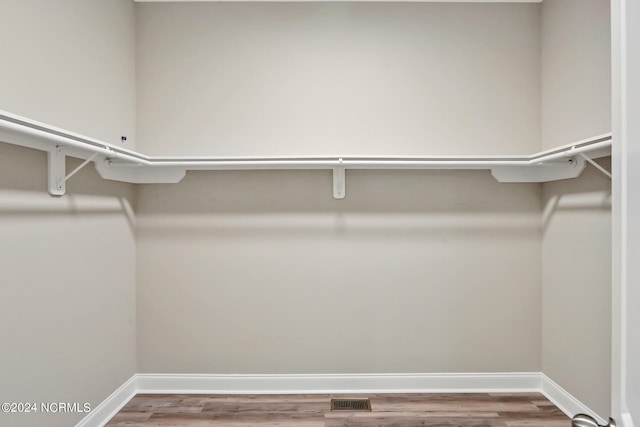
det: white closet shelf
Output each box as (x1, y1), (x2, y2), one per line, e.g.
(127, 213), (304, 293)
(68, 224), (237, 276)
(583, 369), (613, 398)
(0, 110), (612, 198)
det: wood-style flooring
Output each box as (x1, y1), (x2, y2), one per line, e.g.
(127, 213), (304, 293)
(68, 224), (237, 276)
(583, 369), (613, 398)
(105, 392), (571, 426)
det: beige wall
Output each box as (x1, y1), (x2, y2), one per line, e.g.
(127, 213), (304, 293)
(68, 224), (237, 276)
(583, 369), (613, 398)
(540, 0), (612, 419)
(540, 0), (611, 150)
(136, 171), (542, 374)
(0, 0), (617, 421)
(0, 1), (137, 426)
(0, 143), (137, 427)
(134, 3), (544, 376)
(136, 2), (540, 157)
(0, 0), (137, 149)
(541, 159), (611, 418)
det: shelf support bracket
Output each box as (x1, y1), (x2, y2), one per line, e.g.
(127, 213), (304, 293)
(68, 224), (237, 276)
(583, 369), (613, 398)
(47, 148), (101, 196)
(577, 152), (612, 179)
(333, 161), (345, 199)
(47, 146), (66, 196)
(59, 152), (100, 187)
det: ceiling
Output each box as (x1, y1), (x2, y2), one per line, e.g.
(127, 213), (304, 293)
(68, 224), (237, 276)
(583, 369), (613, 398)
(134, 0), (543, 3)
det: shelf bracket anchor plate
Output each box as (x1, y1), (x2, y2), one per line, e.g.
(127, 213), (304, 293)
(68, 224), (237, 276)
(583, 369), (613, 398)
(491, 157), (586, 183)
(95, 160), (187, 184)
(333, 163), (345, 199)
(47, 146), (66, 196)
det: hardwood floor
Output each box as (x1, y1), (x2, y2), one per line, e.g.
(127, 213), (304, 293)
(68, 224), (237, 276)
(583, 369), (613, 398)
(105, 392), (571, 426)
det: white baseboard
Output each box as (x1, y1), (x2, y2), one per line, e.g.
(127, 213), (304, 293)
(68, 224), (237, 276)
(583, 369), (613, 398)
(75, 375), (137, 427)
(540, 373), (607, 425)
(79, 372), (607, 427)
(135, 372), (541, 394)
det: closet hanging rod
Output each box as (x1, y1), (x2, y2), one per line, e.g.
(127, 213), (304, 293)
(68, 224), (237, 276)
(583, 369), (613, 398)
(103, 138), (612, 170)
(0, 110), (612, 197)
(0, 111), (148, 164)
(0, 110), (611, 170)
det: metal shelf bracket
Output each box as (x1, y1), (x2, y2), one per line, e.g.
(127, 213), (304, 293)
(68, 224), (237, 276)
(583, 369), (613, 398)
(47, 146), (66, 196)
(576, 151), (612, 179)
(47, 146), (100, 196)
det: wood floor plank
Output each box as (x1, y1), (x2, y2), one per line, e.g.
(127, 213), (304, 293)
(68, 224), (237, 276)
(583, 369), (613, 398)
(105, 392), (570, 427)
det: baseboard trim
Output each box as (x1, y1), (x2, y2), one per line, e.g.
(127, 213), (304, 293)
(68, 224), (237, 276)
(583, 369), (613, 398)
(135, 372), (541, 394)
(540, 373), (607, 425)
(75, 375), (137, 427)
(79, 372), (607, 426)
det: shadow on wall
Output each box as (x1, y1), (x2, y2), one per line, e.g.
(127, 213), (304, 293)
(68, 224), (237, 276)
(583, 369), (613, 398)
(136, 168), (542, 215)
(133, 166), (546, 242)
(1, 142), (611, 239)
(133, 153), (546, 375)
(542, 157), (612, 233)
(0, 142), (136, 232)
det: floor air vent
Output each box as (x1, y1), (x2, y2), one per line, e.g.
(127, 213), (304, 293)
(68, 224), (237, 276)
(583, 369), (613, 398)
(330, 398), (372, 412)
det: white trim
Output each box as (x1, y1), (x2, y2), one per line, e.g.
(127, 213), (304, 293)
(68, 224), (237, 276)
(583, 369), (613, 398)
(75, 375), (137, 427)
(540, 373), (607, 425)
(611, 0), (635, 425)
(80, 372), (608, 426)
(136, 372), (541, 394)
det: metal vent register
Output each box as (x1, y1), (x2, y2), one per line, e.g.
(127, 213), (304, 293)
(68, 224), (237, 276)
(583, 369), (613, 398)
(330, 398), (372, 412)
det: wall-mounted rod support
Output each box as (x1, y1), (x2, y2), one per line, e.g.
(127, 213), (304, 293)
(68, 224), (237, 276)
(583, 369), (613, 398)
(577, 152), (612, 179)
(47, 146), (66, 196)
(333, 160), (345, 199)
